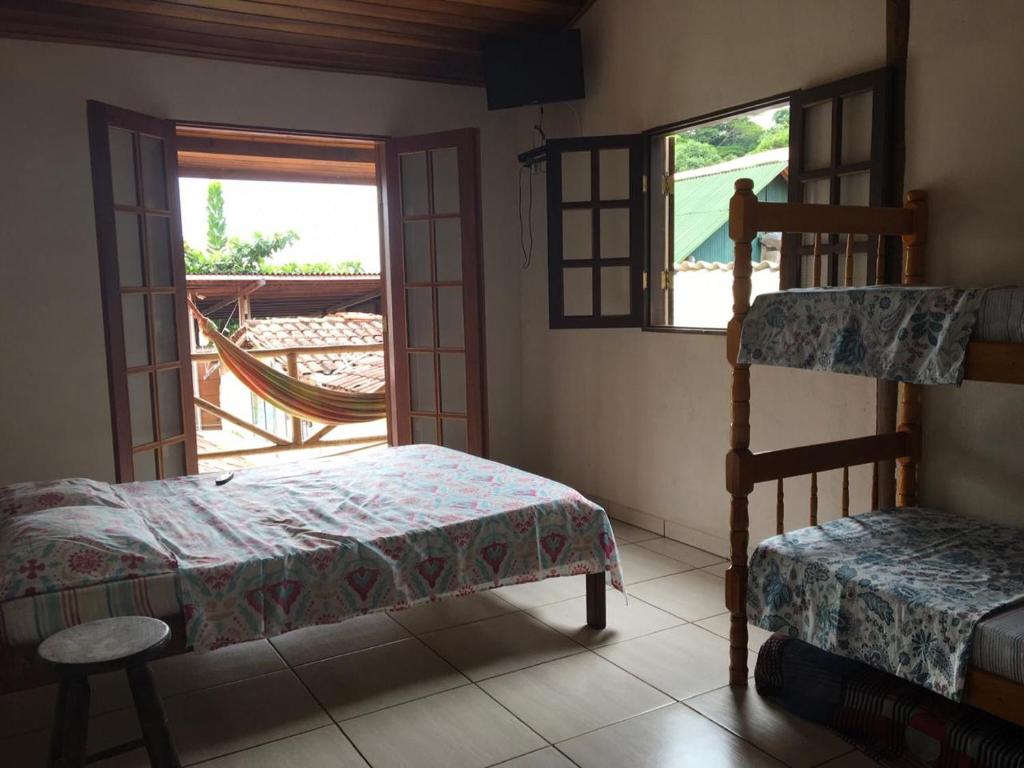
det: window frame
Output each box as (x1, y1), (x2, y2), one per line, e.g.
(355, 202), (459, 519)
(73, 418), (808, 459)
(546, 135), (645, 330)
(783, 68), (894, 289)
(641, 91), (795, 336)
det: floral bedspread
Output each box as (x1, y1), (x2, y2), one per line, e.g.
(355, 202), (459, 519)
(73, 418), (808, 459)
(737, 286), (986, 385)
(747, 508), (1024, 700)
(1, 446), (623, 651)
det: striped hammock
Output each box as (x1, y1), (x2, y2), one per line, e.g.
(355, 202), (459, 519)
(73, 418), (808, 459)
(189, 302), (386, 425)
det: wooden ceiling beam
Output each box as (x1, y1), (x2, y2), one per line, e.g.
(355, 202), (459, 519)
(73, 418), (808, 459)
(0, 0), (589, 84)
(176, 136), (377, 163)
(65, 0), (483, 52)
(159, 0), (488, 43)
(0, 6), (484, 83)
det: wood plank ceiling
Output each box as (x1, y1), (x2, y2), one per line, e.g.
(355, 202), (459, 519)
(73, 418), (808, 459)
(0, 0), (591, 85)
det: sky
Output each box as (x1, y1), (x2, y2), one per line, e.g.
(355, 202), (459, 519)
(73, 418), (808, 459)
(178, 178), (382, 272)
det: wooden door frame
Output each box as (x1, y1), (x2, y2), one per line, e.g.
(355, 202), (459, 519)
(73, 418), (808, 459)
(382, 128), (488, 456)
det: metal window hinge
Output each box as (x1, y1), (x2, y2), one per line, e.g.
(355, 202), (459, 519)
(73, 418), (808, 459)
(642, 174), (648, 194)
(662, 174), (674, 196)
(642, 271), (648, 290)
(661, 270), (674, 290)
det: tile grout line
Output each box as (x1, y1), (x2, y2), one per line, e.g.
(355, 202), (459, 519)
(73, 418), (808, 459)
(678, 697), (801, 767)
(265, 633), (380, 768)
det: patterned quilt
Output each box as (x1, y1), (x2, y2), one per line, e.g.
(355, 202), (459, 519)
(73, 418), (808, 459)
(737, 286), (986, 385)
(1, 446), (623, 651)
(747, 508), (1024, 700)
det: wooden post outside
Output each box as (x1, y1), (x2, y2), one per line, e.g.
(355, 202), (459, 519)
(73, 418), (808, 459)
(286, 351), (302, 445)
(844, 233), (855, 286)
(896, 190), (927, 506)
(726, 179), (757, 686)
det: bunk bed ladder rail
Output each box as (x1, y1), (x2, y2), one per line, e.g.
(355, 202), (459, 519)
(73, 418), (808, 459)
(724, 179), (926, 686)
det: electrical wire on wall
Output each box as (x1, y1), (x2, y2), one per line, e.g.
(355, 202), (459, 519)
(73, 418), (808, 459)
(518, 162), (534, 269)
(517, 103), (582, 270)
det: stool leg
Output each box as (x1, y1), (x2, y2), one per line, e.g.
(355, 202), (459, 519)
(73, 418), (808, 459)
(586, 572), (606, 629)
(48, 673), (90, 768)
(126, 663), (180, 768)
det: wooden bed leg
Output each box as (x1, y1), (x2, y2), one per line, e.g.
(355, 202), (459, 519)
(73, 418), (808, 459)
(585, 572), (606, 629)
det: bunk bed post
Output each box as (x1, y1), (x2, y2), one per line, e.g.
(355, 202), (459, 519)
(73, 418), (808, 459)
(896, 190), (927, 506)
(726, 179), (757, 686)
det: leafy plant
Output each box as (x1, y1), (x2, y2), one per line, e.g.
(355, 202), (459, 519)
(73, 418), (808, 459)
(183, 181), (366, 275)
(206, 181), (227, 252)
(672, 109), (790, 172)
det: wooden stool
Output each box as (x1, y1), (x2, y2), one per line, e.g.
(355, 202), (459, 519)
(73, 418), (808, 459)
(38, 616), (180, 768)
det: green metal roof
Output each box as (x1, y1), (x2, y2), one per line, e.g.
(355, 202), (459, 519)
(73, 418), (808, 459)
(673, 159), (787, 263)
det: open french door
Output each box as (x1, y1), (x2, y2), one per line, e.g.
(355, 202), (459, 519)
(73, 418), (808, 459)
(382, 129), (487, 456)
(87, 101), (197, 482)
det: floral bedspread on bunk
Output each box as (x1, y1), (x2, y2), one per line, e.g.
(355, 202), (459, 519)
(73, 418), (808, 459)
(747, 508), (1024, 700)
(737, 286), (986, 385)
(1, 445), (624, 651)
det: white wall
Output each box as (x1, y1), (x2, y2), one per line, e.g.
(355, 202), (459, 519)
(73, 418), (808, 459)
(0, 39), (525, 483)
(518, 0), (887, 554)
(904, 0), (1024, 525)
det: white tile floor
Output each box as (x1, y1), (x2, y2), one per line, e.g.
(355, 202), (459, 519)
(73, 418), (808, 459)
(0, 520), (881, 767)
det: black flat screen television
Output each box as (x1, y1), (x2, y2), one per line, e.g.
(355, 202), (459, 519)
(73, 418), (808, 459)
(482, 30), (584, 111)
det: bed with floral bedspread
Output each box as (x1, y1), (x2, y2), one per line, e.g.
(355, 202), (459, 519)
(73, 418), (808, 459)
(747, 507), (1024, 700)
(0, 445), (624, 652)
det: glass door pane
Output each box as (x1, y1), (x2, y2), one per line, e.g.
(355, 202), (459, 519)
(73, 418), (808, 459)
(89, 102), (197, 481)
(386, 130), (485, 455)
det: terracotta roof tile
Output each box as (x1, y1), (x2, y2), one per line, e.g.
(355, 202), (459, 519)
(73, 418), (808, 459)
(234, 313), (384, 394)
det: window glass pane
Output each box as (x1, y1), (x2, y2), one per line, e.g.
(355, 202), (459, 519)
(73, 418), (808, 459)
(437, 286), (464, 348)
(116, 212), (144, 287)
(599, 148), (630, 200)
(133, 450), (158, 482)
(139, 135), (168, 210)
(162, 442), (186, 478)
(411, 416), (438, 445)
(400, 152), (429, 216)
(122, 294), (150, 367)
(157, 368), (183, 440)
(403, 220), (431, 283)
(434, 218), (462, 282)
(147, 215), (173, 287)
(802, 100), (832, 170)
(561, 151), (591, 202)
(109, 128), (137, 207)
(562, 209), (592, 260)
(839, 171), (870, 206)
(441, 418), (468, 452)
(563, 268), (593, 316)
(840, 90), (872, 165)
(128, 372), (154, 447)
(800, 178), (832, 245)
(600, 267), (631, 316)
(599, 208), (630, 259)
(406, 287), (434, 348)
(408, 352), (435, 413)
(151, 294), (178, 364)
(431, 148), (460, 215)
(439, 353), (466, 414)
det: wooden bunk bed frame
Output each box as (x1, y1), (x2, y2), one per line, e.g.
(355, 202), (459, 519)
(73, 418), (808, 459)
(725, 178), (1024, 727)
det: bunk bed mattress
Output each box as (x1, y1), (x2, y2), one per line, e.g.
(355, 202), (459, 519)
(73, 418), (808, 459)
(738, 285), (1024, 384)
(0, 445), (624, 651)
(747, 507), (1024, 700)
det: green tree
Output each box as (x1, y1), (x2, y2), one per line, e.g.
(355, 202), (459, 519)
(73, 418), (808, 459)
(689, 116), (764, 157)
(674, 136), (721, 172)
(206, 181), (227, 253)
(184, 180), (365, 275)
(753, 125), (789, 152)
